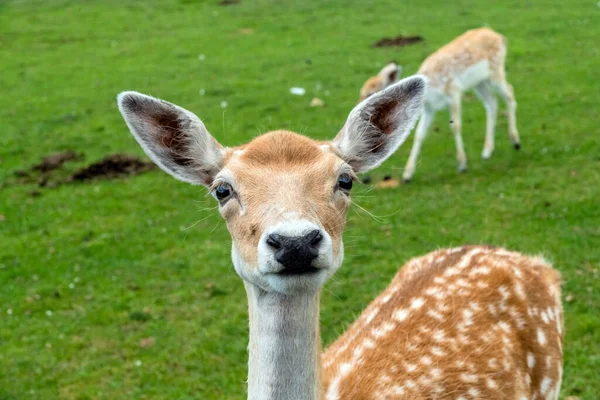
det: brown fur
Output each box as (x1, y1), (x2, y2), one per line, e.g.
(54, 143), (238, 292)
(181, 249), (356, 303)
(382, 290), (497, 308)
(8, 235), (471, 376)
(322, 246), (563, 399)
(418, 28), (507, 93)
(360, 76), (385, 101)
(220, 131), (349, 267)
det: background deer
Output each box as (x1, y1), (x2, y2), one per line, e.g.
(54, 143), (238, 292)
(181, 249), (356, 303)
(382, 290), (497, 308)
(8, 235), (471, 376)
(360, 28), (521, 182)
(118, 76), (563, 399)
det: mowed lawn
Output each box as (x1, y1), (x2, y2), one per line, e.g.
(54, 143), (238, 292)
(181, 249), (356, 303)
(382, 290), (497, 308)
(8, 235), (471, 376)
(1, 0), (598, 398)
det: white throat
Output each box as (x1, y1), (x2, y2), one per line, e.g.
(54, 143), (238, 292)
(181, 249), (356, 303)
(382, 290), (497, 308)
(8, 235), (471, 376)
(245, 282), (322, 400)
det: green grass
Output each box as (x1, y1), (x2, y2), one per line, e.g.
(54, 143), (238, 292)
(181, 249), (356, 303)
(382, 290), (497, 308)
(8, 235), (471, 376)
(1, 0), (599, 398)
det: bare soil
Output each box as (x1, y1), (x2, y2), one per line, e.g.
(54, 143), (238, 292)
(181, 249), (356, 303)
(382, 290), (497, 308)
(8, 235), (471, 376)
(69, 154), (155, 182)
(372, 35), (424, 48)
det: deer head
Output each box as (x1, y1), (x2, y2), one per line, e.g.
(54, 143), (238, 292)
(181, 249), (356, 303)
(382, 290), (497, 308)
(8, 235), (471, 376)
(118, 76), (425, 296)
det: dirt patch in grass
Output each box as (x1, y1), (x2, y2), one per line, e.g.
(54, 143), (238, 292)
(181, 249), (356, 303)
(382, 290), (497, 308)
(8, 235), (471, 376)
(13, 150), (81, 179)
(219, 0), (240, 6)
(69, 154), (155, 182)
(9, 153), (155, 190)
(372, 35), (423, 48)
(33, 150), (81, 172)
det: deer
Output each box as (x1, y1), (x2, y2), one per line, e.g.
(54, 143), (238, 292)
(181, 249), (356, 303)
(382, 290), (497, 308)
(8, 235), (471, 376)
(359, 28), (521, 182)
(117, 75), (563, 400)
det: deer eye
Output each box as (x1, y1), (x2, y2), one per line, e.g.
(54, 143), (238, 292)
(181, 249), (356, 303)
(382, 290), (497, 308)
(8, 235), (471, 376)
(214, 182), (233, 203)
(337, 173), (353, 191)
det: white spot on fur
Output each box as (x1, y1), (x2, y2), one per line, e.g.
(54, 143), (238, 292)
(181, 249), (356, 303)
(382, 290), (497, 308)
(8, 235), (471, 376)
(404, 363), (417, 373)
(498, 321), (511, 333)
(393, 308), (410, 322)
(546, 307), (555, 321)
(427, 309), (445, 322)
(458, 334), (470, 345)
(418, 375), (433, 386)
(514, 282), (526, 299)
(364, 338), (376, 349)
(476, 281), (490, 289)
(460, 373), (478, 383)
(469, 265), (491, 276)
(463, 308), (474, 323)
(392, 385), (405, 395)
(433, 385), (444, 393)
(425, 286), (443, 296)
(433, 330), (446, 342)
(420, 356), (432, 365)
(527, 352), (536, 369)
(411, 297), (426, 309)
(540, 377), (553, 395)
(431, 346), (446, 357)
(340, 363), (352, 374)
(538, 328), (547, 345)
(509, 306), (526, 330)
(486, 378), (498, 389)
(372, 322), (395, 339)
(365, 307), (380, 324)
(433, 276), (447, 284)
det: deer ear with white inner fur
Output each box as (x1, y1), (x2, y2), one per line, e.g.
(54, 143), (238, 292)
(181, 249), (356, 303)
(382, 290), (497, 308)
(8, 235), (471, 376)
(379, 62), (402, 87)
(332, 75), (426, 173)
(117, 91), (225, 187)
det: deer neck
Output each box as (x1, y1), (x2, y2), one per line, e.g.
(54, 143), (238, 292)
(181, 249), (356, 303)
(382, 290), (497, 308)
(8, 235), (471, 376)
(245, 282), (322, 400)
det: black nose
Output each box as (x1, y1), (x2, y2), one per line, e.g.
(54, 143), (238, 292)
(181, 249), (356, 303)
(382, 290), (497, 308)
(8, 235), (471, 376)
(266, 229), (323, 274)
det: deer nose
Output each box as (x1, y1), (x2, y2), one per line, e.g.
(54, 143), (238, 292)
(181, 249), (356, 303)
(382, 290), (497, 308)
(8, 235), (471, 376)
(266, 229), (323, 274)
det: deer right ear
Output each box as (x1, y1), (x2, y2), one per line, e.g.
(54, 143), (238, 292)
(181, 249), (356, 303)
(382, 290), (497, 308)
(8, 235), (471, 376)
(332, 75), (426, 173)
(379, 62), (402, 87)
(117, 92), (225, 187)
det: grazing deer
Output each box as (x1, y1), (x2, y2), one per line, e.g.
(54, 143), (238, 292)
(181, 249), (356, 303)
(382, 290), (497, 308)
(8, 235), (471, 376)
(359, 28), (521, 182)
(118, 76), (563, 400)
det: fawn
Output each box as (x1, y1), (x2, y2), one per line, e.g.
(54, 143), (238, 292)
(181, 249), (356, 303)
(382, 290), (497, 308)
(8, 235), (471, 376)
(360, 28), (521, 182)
(118, 75), (562, 399)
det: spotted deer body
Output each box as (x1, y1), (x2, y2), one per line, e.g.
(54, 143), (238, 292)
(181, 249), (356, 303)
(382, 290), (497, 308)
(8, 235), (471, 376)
(322, 246), (563, 400)
(359, 28), (520, 182)
(118, 75), (562, 400)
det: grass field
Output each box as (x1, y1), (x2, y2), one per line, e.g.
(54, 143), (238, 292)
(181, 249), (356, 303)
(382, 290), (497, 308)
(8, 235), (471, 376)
(1, 0), (599, 398)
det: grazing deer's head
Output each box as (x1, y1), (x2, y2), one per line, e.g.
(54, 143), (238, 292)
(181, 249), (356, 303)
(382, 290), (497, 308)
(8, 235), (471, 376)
(118, 76), (425, 295)
(359, 62), (402, 102)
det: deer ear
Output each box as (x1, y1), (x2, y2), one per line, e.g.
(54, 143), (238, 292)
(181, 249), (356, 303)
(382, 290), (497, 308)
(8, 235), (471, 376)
(117, 91), (225, 187)
(332, 75), (426, 173)
(379, 62), (402, 87)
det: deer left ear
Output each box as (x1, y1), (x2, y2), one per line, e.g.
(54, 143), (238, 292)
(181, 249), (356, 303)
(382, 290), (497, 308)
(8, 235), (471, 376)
(117, 91), (225, 187)
(332, 75), (426, 173)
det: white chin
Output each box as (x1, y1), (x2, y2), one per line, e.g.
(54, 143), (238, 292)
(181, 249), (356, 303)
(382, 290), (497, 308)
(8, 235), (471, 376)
(263, 269), (330, 295)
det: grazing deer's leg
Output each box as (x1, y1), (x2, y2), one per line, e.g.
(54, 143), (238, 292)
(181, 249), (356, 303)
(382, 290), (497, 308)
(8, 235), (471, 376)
(449, 89), (467, 173)
(402, 107), (434, 182)
(495, 79), (520, 149)
(474, 81), (498, 160)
